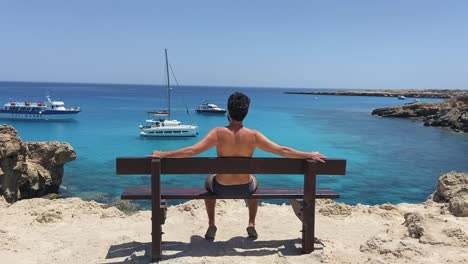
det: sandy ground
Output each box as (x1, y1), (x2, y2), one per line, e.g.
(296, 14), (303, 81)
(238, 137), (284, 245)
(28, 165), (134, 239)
(1, 197), (467, 264)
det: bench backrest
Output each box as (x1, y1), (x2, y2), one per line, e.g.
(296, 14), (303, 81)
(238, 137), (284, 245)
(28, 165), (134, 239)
(116, 157), (346, 175)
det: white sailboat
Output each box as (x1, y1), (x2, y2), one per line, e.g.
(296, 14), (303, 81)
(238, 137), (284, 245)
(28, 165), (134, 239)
(139, 49), (199, 137)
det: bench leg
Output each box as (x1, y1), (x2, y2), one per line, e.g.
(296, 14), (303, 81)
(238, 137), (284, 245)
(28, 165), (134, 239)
(302, 199), (315, 253)
(302, 160), (317, 254)
(152, 210), (163, 261)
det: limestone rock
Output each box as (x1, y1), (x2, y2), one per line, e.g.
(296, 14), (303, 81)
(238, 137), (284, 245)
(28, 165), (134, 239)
(0, 125), (76, 203)
(372, 96), (468, 133)
(402, 212), (425, 238)
(448, 188), (468, 217)
(433, 171), (468, 202)
(319, 201), (352, 216)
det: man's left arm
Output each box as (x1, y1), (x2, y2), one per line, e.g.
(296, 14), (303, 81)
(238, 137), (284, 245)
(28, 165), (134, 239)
(150, 128), (218, 158)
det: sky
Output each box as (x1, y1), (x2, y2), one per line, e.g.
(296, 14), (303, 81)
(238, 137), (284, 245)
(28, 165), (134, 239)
(0, 0), (467, 89)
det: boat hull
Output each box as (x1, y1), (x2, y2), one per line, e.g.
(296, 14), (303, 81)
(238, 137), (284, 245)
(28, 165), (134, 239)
(0, 110), (80, 120)
(196, 109), (226, 114)
(140, 125), (199, 137)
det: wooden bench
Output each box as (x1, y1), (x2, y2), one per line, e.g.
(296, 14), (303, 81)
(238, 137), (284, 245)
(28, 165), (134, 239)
(116, 157), (346, 261)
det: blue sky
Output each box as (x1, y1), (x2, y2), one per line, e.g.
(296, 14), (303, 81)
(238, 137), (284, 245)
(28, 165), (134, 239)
(0, 1), (467, 89)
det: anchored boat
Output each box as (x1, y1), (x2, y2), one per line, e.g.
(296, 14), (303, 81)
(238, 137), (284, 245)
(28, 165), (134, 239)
(0, 96), (80, 120)
(139, 49), (198, 137)
(196, 101), (226, 114)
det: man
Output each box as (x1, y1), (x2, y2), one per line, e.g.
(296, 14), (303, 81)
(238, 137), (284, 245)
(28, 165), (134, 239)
(150, 92), (326, 239)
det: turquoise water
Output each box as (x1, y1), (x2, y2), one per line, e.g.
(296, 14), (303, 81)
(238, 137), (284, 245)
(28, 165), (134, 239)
(1, 81), (467, 205)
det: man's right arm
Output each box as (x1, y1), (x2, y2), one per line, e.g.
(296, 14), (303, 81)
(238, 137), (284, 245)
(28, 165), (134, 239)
(254, 130), (326, 162)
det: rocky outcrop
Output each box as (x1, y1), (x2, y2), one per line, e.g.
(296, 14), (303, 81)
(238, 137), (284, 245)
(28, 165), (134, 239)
(286, 89), (468, 99)
(0, 125), (76, 203)
(432, 171), (468, 217)
(372, 96), (468, 133)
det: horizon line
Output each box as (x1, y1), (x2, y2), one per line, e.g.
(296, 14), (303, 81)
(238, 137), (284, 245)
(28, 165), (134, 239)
(0, 80), (467, 91)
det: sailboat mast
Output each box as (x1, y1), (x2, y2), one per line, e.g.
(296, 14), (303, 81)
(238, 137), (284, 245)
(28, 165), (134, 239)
(165, 49), (171, 120)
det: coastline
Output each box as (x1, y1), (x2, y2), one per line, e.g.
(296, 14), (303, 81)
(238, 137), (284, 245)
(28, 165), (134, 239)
(371, 96), (468, 133)
(1, 196), (467, 263)
(285, 89), (468, 99)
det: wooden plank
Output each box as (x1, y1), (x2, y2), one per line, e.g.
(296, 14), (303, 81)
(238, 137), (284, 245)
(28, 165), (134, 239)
(151, 160), (162, 261)
(116, 157), (346, 175)
(302, 160), (317, 253)
(121, 187), (340, 200)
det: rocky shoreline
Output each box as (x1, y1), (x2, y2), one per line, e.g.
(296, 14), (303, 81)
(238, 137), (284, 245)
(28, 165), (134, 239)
(285, 89), (468, 99)
(371, 96), (468, 133)
(0, 125), (76, 203)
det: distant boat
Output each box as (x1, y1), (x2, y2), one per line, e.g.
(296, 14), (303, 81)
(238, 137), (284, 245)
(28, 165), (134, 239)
(196, 101), (226, 114)
(0, 96), (80, 120)
(139, 49), (198, 137)
(398, 95), (406, 100)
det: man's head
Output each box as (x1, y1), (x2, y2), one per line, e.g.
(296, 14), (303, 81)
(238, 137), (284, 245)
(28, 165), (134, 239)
(227, 92), (250, 121)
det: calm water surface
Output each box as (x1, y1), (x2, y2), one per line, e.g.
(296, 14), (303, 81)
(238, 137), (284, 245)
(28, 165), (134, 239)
(1, 81), (467, 205)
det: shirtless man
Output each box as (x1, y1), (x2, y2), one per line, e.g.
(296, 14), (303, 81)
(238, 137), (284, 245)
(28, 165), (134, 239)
(150, 92), (326, 239)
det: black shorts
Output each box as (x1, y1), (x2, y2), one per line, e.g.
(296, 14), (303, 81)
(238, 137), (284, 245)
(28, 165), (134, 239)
(209, 176), (257, 198)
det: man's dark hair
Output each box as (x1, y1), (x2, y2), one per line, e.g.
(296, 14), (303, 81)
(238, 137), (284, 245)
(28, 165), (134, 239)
(227, 92), (250, 121)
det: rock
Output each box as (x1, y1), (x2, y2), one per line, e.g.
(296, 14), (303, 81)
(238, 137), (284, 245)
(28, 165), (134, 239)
(433, 171), (468, 202)
(402, 212), (425, 238)
(379, 203), (398, 211)
(319, 201), (352, 216)
(443, 227), (466, 240)
(0, 125), (76, 203)
(372, 96), (468, 133)
(448, 188), (468, 217)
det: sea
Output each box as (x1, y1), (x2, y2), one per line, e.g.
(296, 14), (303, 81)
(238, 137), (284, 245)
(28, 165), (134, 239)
(1, 81), (467, 206)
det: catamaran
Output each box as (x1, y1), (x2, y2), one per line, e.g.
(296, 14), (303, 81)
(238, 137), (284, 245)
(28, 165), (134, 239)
(139, 49), (198, 137)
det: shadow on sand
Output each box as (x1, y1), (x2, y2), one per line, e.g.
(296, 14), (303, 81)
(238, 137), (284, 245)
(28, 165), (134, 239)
(103, 235), (324, 263)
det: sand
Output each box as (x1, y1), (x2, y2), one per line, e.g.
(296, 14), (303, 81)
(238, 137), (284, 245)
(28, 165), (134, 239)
(1, 196), (467, 264)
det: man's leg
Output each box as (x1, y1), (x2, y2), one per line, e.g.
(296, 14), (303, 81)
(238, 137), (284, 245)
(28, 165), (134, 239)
(204, 175), (217, 239)
(205, 199), (216, 226)
(246, 175), (259, 238)
(247, 198), (258, 227)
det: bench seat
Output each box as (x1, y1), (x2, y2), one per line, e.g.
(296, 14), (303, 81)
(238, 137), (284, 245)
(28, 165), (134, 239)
(121, 187), (339, 200)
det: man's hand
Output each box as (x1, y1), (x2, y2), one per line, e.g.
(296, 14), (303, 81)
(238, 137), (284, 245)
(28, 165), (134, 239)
(149, 150), (164, 158)
(308, 151), (326, 163)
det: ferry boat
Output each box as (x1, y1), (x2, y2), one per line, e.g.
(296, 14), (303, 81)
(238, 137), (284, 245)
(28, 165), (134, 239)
(196, 101), (226, 114)
(0, 96), (81, 120)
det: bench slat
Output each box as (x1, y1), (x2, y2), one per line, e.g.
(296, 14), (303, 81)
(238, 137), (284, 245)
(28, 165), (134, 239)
(116, 157), (346, 175)
(121, 187), (340, 200)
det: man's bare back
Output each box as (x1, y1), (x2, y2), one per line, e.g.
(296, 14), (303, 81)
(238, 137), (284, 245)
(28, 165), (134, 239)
(214, 124), (257, 185)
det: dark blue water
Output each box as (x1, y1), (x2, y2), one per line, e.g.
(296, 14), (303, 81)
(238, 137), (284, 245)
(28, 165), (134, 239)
(1, 81), (467, 205)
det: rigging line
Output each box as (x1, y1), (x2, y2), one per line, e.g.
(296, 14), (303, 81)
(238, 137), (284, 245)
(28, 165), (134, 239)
(168, 63), (195, 124)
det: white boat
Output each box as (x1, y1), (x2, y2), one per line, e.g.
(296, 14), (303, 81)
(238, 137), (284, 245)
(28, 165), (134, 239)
(398, 95), (406, 100)
(139, 49), (198, 137)
(0, 96), (80, 120)
(196, 101), (226, 114)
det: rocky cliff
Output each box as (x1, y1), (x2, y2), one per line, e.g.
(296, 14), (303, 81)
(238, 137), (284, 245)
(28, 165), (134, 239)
(0, 125), (76, 203)
(371, 96), (468, 133)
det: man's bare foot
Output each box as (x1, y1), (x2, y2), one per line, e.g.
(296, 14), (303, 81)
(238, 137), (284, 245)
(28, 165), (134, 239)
(204, 225), (217, 239)
(290, 199), (304, 222)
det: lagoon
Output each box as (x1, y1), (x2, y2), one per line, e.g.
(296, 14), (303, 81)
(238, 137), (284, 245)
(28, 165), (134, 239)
(1, 81), (467, 205)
